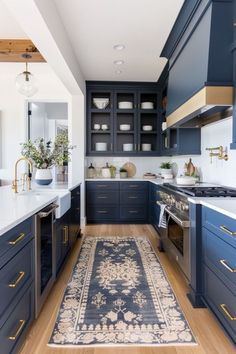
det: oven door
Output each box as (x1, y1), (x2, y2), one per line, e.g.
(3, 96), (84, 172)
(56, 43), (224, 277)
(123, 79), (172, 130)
(166, 208), (191, 280)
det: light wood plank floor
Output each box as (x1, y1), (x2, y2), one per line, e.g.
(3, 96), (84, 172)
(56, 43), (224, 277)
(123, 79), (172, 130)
(20, 225), (235, 354)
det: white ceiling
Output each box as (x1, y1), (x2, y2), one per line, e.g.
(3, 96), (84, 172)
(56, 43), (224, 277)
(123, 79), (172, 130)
(53, 0), (184, 82)
(0, 0), (27, 38)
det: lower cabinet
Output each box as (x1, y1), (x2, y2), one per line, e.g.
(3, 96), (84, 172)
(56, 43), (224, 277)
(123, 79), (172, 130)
(56, 210), (71, 275)
(69, 185), (81, 247)
(202, 206), (236, 344)
(0, 217), (34, 354)
(86, 181), (148, 223)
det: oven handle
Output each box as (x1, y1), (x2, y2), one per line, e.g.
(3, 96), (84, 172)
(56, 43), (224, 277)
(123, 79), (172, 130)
(37, 203), (59, 218)
(165, 208), (190, 228)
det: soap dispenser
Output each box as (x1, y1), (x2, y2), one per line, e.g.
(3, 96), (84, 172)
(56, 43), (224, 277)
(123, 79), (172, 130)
(87, 163), (95, 178)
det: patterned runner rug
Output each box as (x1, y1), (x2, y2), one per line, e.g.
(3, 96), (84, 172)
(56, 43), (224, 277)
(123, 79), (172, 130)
(49, 236), (196, 347)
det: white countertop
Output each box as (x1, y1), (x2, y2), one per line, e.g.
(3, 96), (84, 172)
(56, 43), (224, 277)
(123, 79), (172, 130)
(0, 180), (82, 236)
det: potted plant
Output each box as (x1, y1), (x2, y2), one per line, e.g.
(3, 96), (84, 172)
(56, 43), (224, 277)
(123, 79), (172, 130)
(21, 132), (74, 185)
(160, 162), (172, 176)
(119, 167), (128, 178)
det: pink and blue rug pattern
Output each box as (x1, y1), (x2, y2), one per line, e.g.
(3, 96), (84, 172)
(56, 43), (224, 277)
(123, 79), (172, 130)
(49, 237), (196, 346)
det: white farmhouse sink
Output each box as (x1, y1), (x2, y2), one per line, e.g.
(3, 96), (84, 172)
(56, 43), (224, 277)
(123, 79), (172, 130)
(35, 189), (71, 218)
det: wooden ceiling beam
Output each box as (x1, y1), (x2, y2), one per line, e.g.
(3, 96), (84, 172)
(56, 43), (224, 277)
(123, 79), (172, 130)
(0, 39), (45, 62)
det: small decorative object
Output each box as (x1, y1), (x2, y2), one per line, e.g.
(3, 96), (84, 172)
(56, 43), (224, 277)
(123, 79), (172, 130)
(123, 143), (133, 152)
(101, 124), (108, 130)
(142, 125), (153, 131)
(120, 124), (131, 131)
(185, 158), (195, 176)
(94, 124), (100, 130)
(93, 98), (109, 109)
(21, 131), (74, 185)
(142, 143), (152, 151)
(109, 165), (116, 178)
(160, 162), (172, 177)
(122, 162), (136, 177)
(95, 142), (107, 151)
(118, 101), (133, 109)
(87, 163), (95, 178)
(141, 101), (154, 109)
(101, 163), (111, 178)
(143, 172), (157, 179)
(119, 168), (128, 178)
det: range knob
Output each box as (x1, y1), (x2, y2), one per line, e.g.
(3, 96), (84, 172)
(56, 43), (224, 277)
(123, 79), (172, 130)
(181, 203), (189, 212)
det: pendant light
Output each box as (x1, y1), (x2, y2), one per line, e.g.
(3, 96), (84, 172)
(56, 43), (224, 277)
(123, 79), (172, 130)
(15, 53), (38, 97)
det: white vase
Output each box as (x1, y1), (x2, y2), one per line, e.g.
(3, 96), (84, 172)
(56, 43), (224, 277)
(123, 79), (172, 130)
(35, 168), (53, 185)
(161, 168), (172, 176)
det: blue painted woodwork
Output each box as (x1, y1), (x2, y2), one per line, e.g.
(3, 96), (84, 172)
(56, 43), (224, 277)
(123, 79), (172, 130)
(161, 128), (201, 156)
(161, 0), (233, 117)
(56, 210), (71, 275)
(87, 190), (120, 205)
(69, 185), (81, 246)
(0, 217), (35, 354)
(201, 206), (236, 344)
(230, 0), (236, 149)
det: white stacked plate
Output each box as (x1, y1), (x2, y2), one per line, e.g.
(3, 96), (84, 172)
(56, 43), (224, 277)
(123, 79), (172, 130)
(118, 101), (133, 109)
(123, 143), (133, 151)
(141, 101), (154, 109)
(120, 124), (131, 131)
(95, 142), (107, 151)
(142, 125), (153, 131)
(142, 143), (152, 151)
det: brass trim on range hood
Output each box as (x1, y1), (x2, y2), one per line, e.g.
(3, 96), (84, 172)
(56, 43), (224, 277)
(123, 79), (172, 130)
(166, 86), (233, 128)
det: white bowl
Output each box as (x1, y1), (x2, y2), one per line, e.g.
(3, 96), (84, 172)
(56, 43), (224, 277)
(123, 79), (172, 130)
(142, 125), (153, 131)
(142, 143), (152, 151)
(141, 101), (154, 109)
(176, 176), (196, 186)
(118, 101), (133, 109)
(120, 124), (131, 131)
(95, 142), (107, 151)
(123, 143), (133, 152)
(93, 98), (109, 109)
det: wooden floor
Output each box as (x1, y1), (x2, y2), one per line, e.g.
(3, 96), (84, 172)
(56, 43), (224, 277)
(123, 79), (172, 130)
(20, 224), (235, 354)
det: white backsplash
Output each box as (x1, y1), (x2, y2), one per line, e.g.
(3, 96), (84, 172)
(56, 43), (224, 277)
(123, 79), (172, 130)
(86, 117), (236, 187)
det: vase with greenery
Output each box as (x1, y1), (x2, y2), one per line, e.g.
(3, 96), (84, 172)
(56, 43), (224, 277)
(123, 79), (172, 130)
(119, 167), (128, 178)
(21, 131), (74, 185)
(160, 161), (172, 176)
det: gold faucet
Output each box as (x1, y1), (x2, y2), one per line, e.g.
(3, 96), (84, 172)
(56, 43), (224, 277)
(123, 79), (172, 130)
(12, 157), (33, 193)
(206, 146), (228, 163)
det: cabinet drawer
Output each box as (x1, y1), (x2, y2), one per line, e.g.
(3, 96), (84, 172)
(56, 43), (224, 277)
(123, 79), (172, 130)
(0, 284), (34, 354)
(86, 181), (119, 191)
(120, 206), (147, 220)
(204, 265), (236, 343)
(202, 207), (236, 249)
(0, 218), (33, 265)
(87, 206), (119, 221)
(120, 191), (147, 205)
(203, 228), (236, 293)
(0, 240), (34, 327)
(120, 181), (148, 191)
(87, 190), (119, 205)
(71, 185), (80, 197)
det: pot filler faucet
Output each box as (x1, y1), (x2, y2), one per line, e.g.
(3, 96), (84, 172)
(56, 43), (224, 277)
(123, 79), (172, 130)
(12, 157), (33, 193)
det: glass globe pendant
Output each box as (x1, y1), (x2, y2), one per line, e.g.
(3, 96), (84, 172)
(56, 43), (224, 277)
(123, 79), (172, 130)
(15, 54), (38, 97)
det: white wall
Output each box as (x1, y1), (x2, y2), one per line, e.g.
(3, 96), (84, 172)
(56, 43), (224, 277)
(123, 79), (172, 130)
(86, 117), (236, 188)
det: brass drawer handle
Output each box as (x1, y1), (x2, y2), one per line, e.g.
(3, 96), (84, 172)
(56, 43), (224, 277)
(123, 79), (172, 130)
(97, 210), (108, 214)
(8, 233), (25, 245)
(220, 259), (236, 273)
(220, 304), (236, 321)
(63, 226), (69, 244)
(220, 225), (236, 236)
(8, 320), (26, 340)
(8, 271), (25, 288)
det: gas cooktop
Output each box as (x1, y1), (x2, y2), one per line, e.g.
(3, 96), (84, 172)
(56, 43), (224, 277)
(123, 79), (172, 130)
(163, 184), (236, 197)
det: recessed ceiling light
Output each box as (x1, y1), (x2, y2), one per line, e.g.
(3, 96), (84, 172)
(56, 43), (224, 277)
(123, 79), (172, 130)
(113, 60), (124, 65)
(113, 44), (125, 51)
(115, 70), (122, 75)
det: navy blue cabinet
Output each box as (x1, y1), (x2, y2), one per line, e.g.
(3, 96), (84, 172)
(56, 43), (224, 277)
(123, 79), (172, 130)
(69, 185), (81, 247)
(86, 82), (161, 156)
(161, 128), (201, 156)
(202, 206), (236, 344)
(86, 181), (149, 223)
(0, 217), (34, 354)
(56, 210), (70, 275)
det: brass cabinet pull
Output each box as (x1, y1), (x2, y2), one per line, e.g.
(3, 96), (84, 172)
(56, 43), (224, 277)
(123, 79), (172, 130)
(8, 233), (25, 245)
(220, 225), (236, 236)
(63, 226), (69, 244)
(220, 304), (236, 321)
(8, 320), (26, 340)
(8, 271), (25, 288)
(220, 259), (236, 273)
(97, 210), (108, 214)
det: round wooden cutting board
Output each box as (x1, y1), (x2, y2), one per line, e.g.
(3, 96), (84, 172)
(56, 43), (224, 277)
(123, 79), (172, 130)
(122, 162), (137, 177)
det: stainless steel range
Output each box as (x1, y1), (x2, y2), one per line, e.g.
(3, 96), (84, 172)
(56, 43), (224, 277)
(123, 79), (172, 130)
(157, 183), (236, 281)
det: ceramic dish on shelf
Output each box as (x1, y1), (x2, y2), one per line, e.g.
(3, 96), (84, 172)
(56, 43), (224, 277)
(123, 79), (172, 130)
(123, 143), (133, 152)
(176, 176), (196, 186)
(122, 162), (136, 177)
(142, 125), (153, 131)
(118, 101), (133, 109)
(141, 101), (154, 109)
(93, 98), (109, 109)
(142, 143), (152, 151)
(120, 124), (131, 131)
(95, 142), (107, 151)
